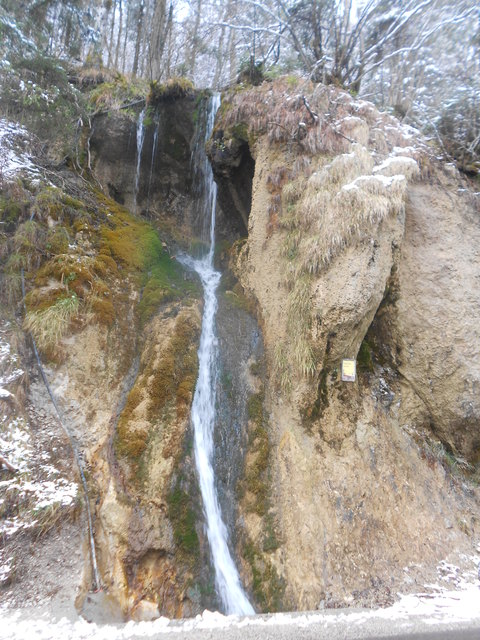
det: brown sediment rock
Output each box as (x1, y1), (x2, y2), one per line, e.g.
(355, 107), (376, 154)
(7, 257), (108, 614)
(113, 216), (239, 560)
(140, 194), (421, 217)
(212, 81), (480, 611)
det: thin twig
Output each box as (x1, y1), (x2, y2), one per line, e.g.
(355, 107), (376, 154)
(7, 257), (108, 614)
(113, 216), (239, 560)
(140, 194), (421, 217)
(302, 96), (319, 124)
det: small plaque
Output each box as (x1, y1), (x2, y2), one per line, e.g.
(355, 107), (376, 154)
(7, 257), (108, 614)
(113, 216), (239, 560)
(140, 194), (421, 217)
(341, 359), (356, 382)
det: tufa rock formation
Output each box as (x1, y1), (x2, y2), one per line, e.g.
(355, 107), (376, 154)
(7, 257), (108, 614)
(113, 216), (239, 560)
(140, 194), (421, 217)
(1, 76), (479, 618)
(210, 78), (480, 610)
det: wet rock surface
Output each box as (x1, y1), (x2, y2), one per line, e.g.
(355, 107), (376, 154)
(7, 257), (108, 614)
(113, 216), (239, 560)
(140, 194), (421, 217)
(214, 282), (264, 545)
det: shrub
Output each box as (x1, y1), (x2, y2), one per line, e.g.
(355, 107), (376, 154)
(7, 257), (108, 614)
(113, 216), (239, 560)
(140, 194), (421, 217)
(218, 79), (423, 160)
(437, 94), (480, 175)
(0, 51), (84, 159)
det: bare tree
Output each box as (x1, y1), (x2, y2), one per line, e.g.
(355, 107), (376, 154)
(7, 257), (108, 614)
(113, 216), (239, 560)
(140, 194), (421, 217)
(132, 0), (145, 77)
(147, 0), (173, 80)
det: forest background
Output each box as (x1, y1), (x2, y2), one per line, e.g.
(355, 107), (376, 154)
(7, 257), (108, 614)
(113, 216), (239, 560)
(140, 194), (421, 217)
(0, 0), (479, 175)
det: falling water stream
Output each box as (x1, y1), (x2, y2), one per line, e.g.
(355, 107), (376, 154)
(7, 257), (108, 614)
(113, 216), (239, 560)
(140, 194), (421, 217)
(180, 95), (254, 616)
(146, 112), (160, 214)
(133, 107), (146, 210)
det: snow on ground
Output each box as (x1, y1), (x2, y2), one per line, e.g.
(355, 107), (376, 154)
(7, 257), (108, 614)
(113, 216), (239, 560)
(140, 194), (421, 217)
(0, 410), (78, 536)
(0, 327), (78, 587)
(0, 326), (23, 394)
(0, 556), (478, 640)
(0, 118), (39, 180)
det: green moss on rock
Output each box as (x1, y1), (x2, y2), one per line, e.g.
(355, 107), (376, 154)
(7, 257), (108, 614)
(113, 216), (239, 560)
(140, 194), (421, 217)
(167, 483), (199, 563)
(98, 193), (199, 324)
(147, 314), (199, 421)
(243, 539), (285, 612)
(357, 338), (374, 372)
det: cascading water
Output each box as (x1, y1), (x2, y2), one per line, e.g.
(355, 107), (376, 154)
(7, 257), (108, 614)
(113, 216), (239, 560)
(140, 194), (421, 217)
(190, 99), (217, 242)
(146, 111), (160, 215)
(133, 107), (146, 210)
(181, 95), (254, 616)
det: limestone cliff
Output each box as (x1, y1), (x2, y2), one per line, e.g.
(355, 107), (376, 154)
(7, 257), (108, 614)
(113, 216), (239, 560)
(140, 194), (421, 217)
(1, 75), (479, 619)
(211, 78), (480, 610)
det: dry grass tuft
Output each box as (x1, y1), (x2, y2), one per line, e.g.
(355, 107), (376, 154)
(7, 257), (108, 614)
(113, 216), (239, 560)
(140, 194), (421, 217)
(287, 277), (315, 377)
(24, 293), (80, 350)
(273, 343), (292, 392)
(219, 79), (428, 161)
(301, 174), (406, 275)
(373, 155), (420, 180)
(282, 144), (411, 277)
(266, 167), (290, 194)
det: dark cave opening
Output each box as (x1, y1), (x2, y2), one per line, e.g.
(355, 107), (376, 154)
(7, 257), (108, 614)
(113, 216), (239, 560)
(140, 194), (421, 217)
(209, 133), (255, 243)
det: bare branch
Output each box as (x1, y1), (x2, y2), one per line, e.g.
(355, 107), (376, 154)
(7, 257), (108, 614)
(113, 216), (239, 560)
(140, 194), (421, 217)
(302, 96), (318, 124)
(361, 6), (478, 78)
(214, 21), (284, 38)
(361, 0), (434, 62)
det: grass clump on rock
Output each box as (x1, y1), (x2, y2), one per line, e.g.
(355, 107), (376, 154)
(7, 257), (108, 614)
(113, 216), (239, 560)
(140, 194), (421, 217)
(87, 73), (148, 113)
(147, 78), (194, 105)
(24, 293), (79, 351)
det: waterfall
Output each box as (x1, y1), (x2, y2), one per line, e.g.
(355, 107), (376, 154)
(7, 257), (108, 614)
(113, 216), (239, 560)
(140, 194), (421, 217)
(146, 111), (160, 215)
(190, 98), (217, 244)
(181, 95), (254, 616)
(133, 107), (146, 211)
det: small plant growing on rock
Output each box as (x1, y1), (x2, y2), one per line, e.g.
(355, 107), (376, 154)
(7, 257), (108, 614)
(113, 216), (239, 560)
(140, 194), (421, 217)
(24, 293), (79, 351)
(147, 77), (194, 105)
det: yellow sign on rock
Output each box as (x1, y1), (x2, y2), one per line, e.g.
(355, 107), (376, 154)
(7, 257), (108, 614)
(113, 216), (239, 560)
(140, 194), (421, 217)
(341, 359), (356, 382)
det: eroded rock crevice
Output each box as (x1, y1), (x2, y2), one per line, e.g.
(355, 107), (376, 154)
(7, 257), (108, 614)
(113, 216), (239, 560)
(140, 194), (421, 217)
(208, 128), (255, 240)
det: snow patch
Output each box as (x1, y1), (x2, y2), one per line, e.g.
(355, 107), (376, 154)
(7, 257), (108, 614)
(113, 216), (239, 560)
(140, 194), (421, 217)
(0, 556), (478, 638)
(0, 330), (79, 541)
(373, 156), (419, 179)
(341, 174), (406, 192)
(0, 119), (38, 179)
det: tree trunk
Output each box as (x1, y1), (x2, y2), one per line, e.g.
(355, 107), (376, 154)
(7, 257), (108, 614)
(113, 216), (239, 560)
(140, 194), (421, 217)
(187, 0), (203, 79)
(132, 0), (145, 77)
(149, 0), (173, 80)
(114, 0), (123, 70)
(213, 23), (226, 88)
(107, 0), (117, 68)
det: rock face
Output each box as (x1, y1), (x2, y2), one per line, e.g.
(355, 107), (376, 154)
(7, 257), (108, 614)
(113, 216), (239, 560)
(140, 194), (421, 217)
(2, 77), (479, 620)
(90, 96), (247, 245)
(90, 303), (206, 618)
(211, 79), (480, 610)
(89, 100), (196, 229)
(393, 176), (480, 460)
